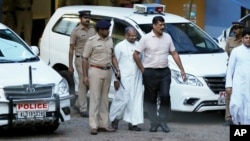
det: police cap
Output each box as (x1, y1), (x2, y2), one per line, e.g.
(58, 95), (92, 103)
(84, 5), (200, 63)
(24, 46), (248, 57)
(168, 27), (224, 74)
(96, 20), (111, 29)
(78, 10), (91, 18)
(232, 21), (244, 27)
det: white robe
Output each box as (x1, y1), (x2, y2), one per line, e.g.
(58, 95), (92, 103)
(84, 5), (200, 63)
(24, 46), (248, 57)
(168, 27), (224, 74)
(109, 40), (144, 125)
(226, 44), (250, 125)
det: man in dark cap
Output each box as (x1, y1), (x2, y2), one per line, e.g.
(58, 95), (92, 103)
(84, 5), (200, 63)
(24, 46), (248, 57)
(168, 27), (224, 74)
(82, 19), (120, 135)
(224, 21), (244, 126)
(225, 21), (244, 56)
(68, 10), (96, 118)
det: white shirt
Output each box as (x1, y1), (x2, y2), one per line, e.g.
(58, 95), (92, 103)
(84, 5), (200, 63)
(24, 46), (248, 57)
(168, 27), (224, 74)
(226, 44), (250, 124)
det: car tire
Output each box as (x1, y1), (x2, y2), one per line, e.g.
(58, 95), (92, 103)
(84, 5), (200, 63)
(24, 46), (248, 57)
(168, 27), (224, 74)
(59, 70), (76, 106)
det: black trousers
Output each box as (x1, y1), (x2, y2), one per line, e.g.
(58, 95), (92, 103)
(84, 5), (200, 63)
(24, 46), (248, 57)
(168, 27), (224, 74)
(143, 67), (171, 126)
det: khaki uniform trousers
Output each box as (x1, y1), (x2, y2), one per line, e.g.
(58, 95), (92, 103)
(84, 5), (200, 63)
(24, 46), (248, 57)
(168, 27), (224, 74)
(88, 67), (112, 129)
(75, 57), (88, 112)
(15, 10), (32, 45)
(225, 93), (231, 120)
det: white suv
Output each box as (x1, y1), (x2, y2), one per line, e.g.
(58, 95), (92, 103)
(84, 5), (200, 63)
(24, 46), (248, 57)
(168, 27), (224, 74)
(0, 23), (72, 132)
(39, 4), (228, 112)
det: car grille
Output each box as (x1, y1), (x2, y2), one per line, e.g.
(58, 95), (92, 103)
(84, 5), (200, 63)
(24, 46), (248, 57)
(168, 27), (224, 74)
(203, 77), (225, 94)
(3, 84), (54, 100)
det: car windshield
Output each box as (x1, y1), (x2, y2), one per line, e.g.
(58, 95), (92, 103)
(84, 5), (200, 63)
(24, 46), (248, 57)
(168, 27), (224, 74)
(0, 29), (37, 63)
(139, 23), (224, 54)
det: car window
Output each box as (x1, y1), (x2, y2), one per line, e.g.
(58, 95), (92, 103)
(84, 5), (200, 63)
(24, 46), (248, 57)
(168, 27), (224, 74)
(0, 29), (37, 63)
(139, 23), (223, 54)
(52, 14), (112, 36)
(112, 19), (141, 45)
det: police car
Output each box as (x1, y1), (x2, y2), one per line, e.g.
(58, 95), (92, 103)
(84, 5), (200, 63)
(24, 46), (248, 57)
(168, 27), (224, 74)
(39, 4), (228, 113)
(0, 23), (72, 131)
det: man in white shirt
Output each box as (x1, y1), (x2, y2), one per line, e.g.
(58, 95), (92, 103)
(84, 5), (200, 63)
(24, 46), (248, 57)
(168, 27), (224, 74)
(226, 27), (250, 125)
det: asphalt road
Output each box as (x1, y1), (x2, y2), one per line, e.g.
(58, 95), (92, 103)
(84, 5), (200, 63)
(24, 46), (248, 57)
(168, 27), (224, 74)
(0, 106), (230, 141)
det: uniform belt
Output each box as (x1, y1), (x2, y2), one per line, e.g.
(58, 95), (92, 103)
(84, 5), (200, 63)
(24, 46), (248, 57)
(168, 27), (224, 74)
(90, 65), (111, 70)
(16, 7), (31, 11)
(75, 55), (83, 58)
(2, 11), (14, 14)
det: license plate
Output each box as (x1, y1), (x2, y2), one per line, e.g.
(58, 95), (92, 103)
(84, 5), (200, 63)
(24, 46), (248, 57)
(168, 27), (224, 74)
(17, 111), (46, 118)
(16, 102), (48, 118)
(16, 102), (49, 111)
(218, 91), (226, 105)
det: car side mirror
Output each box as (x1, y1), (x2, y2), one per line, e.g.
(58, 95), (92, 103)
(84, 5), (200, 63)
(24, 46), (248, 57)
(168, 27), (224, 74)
(213, 38), (219, 43)
(31, 46), (39, 56)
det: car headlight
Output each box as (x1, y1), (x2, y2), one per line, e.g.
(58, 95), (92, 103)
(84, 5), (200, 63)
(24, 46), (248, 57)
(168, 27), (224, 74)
(171, 70), (203, 86)
(57, 78), (69, 95)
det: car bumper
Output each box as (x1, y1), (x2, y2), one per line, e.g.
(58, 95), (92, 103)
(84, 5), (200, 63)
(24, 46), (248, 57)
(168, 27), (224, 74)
(0, 94), (74, 128)
(170, 85), (226, 112)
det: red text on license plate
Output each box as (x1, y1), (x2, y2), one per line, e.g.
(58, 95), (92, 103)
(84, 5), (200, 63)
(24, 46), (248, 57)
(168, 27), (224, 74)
(17, 102), (48, 111)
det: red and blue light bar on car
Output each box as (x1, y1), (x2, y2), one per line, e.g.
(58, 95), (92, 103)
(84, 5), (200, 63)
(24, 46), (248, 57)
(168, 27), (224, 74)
(133, 3), (165, 14)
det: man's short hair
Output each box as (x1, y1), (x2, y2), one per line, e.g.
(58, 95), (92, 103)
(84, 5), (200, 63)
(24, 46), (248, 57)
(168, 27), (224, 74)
(152, 16), (165, 24)
(242, 27), (250, 37)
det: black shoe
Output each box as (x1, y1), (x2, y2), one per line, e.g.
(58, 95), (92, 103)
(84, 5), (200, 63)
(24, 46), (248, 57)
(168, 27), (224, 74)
(149, 124), (159, 132)
(160, 123), (170, 133)
(128, 123), (141, 131)
(90, 129), (98, 135)
(111, 119), (119, 130)
(80, 111), (89, 117)
(224, 120), (234, 126)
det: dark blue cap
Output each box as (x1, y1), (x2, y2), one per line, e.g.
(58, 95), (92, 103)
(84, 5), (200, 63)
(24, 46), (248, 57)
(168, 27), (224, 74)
(96, 20), (111, 29)
(232, 21), (244, 27)
(78, 10), (91, 18)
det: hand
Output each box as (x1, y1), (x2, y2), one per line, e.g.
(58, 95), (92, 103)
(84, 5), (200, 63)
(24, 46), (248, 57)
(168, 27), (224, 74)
(116, 70), (120, 78)
(83, 76), (89, 86)
(68, 66), (74, 74)
(181, 71), (187, 82)
(225, 87), (232, 95)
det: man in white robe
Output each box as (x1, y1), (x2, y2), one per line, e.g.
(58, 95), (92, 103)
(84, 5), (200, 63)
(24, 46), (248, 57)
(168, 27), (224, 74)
(109, 27), (144, 131)
(226, 27), (250, 125)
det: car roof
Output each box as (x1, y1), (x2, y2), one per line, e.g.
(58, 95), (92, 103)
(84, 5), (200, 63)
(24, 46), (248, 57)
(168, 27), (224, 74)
(55, 5), (190, 24)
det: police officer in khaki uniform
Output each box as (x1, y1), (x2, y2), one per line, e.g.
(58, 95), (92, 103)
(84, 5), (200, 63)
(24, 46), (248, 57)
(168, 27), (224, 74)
(225, 21), (244, 56)
(69, 10), (96, 117)
(82, 20), (120, 135)
(2, 0), (15, 30)
(14, 0), (33, 45)
(224, 21), (244, 126)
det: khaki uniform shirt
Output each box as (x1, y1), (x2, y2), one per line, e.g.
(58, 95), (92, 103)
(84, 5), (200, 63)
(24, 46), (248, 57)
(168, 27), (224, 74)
(70, 24), (96, 56)
(225, 36), (242, 56)
(83, 34), (114, 67)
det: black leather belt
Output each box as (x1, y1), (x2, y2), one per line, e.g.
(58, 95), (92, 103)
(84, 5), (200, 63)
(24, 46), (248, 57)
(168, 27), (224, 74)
(90, 65), (111, 70)
(2, 11), (14, 14)
(75, 55), (83, 58)
(16, 7), (31, 11)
